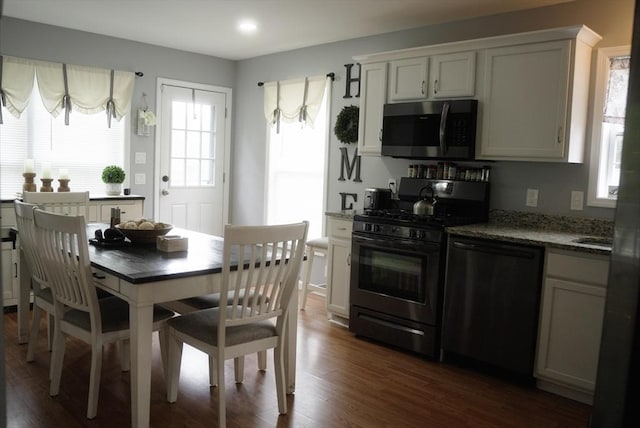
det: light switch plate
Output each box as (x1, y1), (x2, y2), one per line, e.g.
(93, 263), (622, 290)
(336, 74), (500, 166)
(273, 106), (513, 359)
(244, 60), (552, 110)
(571, 191), (584, 210)
(134, 173), (146, 185)
(134, 152), (146, 164)
(526, 188), (538, 207)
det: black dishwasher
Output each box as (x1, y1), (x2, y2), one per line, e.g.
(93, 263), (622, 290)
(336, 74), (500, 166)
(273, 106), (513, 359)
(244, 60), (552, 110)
(442, 235), (543, 382)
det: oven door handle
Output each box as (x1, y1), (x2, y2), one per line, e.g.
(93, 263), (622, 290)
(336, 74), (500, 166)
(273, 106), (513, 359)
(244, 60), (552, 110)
(353, 234), (440, 251)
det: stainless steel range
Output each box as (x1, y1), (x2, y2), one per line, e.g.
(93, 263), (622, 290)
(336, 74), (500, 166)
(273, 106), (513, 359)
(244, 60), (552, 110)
(349, 178), (489, 358)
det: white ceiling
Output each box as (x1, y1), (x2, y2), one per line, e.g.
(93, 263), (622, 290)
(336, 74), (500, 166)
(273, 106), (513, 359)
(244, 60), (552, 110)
(2, 0), (573, 60)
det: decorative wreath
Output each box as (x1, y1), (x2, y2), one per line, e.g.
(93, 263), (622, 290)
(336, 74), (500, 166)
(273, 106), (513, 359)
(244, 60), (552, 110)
(334, 105), (359, 144)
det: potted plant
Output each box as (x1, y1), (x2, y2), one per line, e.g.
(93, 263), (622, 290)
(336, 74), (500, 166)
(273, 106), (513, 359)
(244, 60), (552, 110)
(101, 165), (126, 195)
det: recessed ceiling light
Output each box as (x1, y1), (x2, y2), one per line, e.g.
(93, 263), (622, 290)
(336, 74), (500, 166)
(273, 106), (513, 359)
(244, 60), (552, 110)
(238, 20), (258, 34)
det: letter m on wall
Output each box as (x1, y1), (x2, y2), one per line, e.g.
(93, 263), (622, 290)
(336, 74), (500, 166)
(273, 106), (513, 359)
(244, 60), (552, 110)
(338, 147), (362, 182)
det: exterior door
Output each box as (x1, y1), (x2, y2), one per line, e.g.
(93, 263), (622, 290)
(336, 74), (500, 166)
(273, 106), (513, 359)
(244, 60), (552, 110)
(158, 82), (229, 235)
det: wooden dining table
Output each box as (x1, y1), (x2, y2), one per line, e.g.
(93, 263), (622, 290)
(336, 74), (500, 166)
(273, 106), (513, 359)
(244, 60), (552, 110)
(17, 224), (300, 428)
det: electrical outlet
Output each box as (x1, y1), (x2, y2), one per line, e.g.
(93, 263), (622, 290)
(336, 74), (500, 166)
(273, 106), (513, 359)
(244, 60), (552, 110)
(388, 178), (397, 194)
(571, 191), (584, 211)
(526, 188), (539, 207)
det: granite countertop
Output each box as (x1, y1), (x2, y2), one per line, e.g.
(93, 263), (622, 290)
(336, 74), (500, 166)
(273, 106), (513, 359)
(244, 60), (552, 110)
(447, 210), (614, 255)
(325, 210), (358, 220)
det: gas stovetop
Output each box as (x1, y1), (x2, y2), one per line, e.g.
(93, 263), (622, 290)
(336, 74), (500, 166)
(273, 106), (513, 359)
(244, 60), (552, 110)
(353, 209), (485, 242)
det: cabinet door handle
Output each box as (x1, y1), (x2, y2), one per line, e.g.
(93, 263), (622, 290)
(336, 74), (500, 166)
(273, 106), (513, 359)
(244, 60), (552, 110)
(557, 126), (563, 144)
(92, 272), (106, 280)
(347, 253), (351, 266)
(433, 79), (438, 95)
(421, 80), (425, 95)
(14, 262), (18, 279)
(378, 129), (382, 142)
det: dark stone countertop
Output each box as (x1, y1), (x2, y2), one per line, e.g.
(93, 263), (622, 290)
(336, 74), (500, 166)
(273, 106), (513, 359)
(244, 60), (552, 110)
(447, 210), (614, 255)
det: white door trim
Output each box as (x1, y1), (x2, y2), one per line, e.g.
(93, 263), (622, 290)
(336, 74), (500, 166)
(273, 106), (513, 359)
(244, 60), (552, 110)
(154, 77), (232, 230)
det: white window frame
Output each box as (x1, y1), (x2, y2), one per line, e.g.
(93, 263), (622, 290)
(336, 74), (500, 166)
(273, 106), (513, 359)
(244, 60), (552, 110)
(587, 45), (630, 208)
(263, 85), (331, 240)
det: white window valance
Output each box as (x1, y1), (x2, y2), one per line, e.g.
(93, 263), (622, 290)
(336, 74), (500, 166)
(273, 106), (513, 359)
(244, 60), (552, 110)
(263, 74), (329, 131)
(0, 55), (135, 126)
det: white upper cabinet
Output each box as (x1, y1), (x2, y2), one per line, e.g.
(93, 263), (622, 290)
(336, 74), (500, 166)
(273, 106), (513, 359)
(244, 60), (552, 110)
(479, 41), (573, 161)
(388, 57), (428, 102)
(357, 62), (388, 156)
(430, 51), (476, 98)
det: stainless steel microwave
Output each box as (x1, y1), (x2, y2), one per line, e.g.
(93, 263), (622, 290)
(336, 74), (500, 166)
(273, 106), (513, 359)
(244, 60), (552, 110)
(381, 99), (478, 160)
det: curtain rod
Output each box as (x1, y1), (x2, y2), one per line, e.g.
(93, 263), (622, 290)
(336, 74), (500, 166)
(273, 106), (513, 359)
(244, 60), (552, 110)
(257, 72), (334, 87)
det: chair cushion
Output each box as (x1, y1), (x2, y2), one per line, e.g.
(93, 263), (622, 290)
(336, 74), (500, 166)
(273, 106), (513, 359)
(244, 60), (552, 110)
(62, 296), (174, 333)
(178, 291), (268, 310)
(307, 237), (328, 250)
(168, 307), (277, 347)
(34, 286), (53, 304)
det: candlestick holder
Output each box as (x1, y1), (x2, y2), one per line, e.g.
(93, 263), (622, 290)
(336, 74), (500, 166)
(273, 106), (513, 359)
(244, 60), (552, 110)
(22, 172), (37, 193)
(40, 178), (54, 192)
(57, 179), (70, 192)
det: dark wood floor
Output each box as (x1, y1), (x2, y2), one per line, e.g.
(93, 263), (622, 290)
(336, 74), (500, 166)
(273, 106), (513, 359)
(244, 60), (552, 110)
(4, 294), (591, 427)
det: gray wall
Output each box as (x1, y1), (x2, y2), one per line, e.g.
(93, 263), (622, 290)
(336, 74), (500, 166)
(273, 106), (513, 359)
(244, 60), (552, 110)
(0, 17), (236, 218)
(234, 0), (634, 227)
(0, 0), (634, 224)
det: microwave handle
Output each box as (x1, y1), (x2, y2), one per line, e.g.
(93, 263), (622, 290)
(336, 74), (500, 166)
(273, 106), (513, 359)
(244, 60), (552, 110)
(439, 102), (450, 154)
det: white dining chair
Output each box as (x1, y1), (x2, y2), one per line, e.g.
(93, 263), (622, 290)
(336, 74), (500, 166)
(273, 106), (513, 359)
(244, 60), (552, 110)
(24, 191), (90, 217)
(165, 221), (308, 428)
(14, 200), (55, 364)
(33, 208), (175, 419)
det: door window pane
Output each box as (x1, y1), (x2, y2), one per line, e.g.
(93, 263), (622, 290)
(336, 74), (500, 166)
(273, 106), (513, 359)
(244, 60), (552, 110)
(169, 100), (216, 188)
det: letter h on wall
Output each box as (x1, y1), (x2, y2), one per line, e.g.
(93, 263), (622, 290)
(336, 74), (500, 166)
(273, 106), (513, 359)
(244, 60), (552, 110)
(343, 63), (361, 99)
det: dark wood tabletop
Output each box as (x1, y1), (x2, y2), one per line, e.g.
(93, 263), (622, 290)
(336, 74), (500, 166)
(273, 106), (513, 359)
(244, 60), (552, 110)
(87, 224), (225, 284)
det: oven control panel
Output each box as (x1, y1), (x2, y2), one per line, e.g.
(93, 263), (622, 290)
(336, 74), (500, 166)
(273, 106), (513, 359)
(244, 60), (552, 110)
(354, 220), (442, 243)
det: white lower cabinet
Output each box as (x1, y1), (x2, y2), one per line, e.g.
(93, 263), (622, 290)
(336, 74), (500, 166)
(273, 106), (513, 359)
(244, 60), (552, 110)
(326, 217), (352, 321)
(535, 249), (609, 404)
(1, 230), (19, 306)
(90, 198), (145, 223)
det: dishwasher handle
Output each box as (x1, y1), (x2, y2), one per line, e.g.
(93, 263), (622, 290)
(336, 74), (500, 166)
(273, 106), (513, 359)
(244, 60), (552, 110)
(452, 240), (538, 259)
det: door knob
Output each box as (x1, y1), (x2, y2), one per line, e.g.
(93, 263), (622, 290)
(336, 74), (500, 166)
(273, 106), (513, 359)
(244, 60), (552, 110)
(162, 175), (169, 182)
(161, 189), (169, 196)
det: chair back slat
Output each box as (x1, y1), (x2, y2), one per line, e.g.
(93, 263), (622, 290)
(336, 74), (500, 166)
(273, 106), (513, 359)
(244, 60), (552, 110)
(220, 222), (308, 330)
(24, 191), (90, 218)
(14, 201), (49, 292)
(33, 209), (99, 319)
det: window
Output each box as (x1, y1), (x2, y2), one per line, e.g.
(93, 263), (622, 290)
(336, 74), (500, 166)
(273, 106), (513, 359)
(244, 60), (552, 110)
(588, 46), (630, 207)
(265, 85), (329, 240)
(0, 80), (128, 196)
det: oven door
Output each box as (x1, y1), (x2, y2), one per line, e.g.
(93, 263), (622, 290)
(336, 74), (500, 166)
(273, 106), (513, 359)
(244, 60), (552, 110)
(350, 232), (443, 325)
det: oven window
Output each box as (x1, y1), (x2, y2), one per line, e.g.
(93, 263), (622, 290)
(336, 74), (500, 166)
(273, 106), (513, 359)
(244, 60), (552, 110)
(358, 247), (425, 303)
